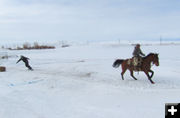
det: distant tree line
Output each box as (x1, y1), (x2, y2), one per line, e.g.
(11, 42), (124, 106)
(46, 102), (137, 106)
(7, 42), (55, 50)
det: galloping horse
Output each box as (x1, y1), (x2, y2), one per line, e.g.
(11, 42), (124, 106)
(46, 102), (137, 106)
(112, 53), (159, 84)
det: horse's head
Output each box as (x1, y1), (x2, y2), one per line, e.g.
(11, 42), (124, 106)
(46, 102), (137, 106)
(145, 53), (159, 66)
(148, 53), (159, 66)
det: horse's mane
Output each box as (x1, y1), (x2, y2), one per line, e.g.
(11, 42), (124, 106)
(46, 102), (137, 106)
(143, 53), (155, 59)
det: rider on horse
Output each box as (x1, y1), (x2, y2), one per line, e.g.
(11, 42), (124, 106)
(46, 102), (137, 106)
(132, 44), (145, 70)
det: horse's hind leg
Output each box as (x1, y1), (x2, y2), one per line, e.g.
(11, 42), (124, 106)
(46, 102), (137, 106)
(121, 70), (125, 80)
(144, 71), (155, 84)
(130, 70), (137, 80)
(121, 67), (127, 80)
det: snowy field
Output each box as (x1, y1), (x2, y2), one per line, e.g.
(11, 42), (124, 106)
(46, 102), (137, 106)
(0, 42), (180, 118)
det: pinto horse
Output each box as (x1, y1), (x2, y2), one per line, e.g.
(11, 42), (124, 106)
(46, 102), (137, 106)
(112, 53), (159, 84)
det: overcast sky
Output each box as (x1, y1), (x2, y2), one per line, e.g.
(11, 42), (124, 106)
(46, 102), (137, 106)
(0, 0), (180, 44)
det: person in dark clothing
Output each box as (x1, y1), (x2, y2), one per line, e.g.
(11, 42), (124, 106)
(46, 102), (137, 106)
(16, 55), (33, 70)
(132, 44), (145, 70)
(132, 44), (145, 57)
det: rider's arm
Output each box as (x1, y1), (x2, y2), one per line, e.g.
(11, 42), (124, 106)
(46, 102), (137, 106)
(139, 49), (145, 56)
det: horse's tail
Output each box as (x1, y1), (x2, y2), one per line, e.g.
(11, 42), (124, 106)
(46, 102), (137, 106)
(112, 59), (124, 68)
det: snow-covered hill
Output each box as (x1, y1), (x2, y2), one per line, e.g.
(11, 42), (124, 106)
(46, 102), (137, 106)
(0, 43), (180, 118)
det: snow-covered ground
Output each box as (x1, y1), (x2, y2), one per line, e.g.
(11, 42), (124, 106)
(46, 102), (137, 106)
(0, 43), (180, 118)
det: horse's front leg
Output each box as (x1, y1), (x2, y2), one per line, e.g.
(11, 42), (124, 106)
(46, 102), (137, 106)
(144, 71), (155, 84)
(149, 70), (154, 79)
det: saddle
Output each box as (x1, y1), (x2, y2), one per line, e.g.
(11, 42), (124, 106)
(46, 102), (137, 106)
(127, 56), (143, 71)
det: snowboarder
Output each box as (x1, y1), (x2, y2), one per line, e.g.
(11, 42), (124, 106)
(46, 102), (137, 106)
(16, 55), (33, 70)
(132, 44), (145, 69)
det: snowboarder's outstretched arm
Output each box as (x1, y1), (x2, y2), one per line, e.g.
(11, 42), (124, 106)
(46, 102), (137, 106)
(16, 58), (22, 64)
